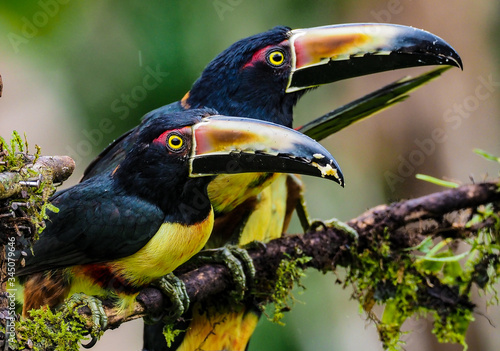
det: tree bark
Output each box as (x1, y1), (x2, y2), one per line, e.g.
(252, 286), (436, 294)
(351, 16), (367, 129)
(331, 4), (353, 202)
(0, 153), (75, 346)
(0, 155), (75, 200)
(78, 181), (500, 330)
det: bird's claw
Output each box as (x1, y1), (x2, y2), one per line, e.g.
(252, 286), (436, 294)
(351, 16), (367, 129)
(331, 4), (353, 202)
(308, 218), (358, 238)
(147, 273), (190, 325)
(196, 245), (256, 301)
(61, 292), (107, 348)
(295, 191), (357, 238)
(243, 240), (267, 252)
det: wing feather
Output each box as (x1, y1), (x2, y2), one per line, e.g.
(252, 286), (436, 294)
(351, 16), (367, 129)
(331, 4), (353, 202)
(17, 176), (164, 276)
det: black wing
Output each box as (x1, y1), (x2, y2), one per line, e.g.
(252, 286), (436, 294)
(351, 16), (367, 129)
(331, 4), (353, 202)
(17, 176), (164, 276)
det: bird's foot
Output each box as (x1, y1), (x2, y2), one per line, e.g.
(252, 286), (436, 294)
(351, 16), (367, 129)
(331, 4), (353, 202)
(195, 245), (256, 301)
(61, 292), (107, 348)
(294, 189), (357, 238)
(308, 218), (358, 238)
(145, 273), (190, 325)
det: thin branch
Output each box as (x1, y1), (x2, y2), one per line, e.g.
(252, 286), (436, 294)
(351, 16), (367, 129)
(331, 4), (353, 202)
(349, 181), (500, 232)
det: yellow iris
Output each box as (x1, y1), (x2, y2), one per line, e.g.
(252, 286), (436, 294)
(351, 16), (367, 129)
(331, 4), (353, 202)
(267, 50), (285, 66)
(168, 134), (184, 150)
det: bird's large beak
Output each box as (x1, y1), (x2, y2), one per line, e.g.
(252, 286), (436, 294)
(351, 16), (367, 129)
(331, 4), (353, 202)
(189, 116), (344, 186)
(286, 23), (463, 92)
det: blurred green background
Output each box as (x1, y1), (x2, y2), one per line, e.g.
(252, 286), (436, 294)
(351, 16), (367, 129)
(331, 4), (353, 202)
(1, 1), (500, 350)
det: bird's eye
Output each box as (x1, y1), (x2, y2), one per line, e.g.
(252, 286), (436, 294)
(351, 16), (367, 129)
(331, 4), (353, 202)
(167, 133), (185, 151)
(266, 49), (285, 67)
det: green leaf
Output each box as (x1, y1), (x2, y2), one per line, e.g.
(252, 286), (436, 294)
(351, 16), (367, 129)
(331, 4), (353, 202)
(381, 299), (399, 324)
(405, 236), (434, 253)
(416, 174), (459, 188)
(443, 259), (463, 281)
(418, 250), (470, 263)
(418, 258), (444, 273)
(12, 130), (24, 153)
(474, 148), (500, 163)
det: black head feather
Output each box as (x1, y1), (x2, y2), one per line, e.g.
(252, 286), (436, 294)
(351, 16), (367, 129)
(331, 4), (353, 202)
(114, 108), (217, 223)
(186, 26), (304, 127)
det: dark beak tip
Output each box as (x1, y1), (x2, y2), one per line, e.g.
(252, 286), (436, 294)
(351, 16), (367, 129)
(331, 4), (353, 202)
(440, 47), (463, 70)
(336, 174), (345, 188)
(324, 162), (344, 187)
(425, 38), (463, 70)
(454, 55), (464, 71)
(434, 34), (464, 71)
(437, 53), (463, 70)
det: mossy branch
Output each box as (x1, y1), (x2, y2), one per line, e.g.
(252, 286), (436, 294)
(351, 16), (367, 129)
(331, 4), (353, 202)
(2, 145), (499, 350)
(70, 181), (500, 346)
(0, 155), (75, 200)
(1, 136), (76, 351)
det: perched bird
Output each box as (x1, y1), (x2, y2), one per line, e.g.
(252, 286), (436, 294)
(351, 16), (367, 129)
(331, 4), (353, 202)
(137, 24), (462, 351)
(77, 23), (461, 350)
(15, 109), (343, 344)
(82, 23), (462, 244)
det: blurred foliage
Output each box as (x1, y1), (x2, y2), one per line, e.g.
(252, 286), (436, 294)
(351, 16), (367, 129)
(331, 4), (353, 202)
(0, 0), (347, 144)
(0, 3), (350, 350)
(1, 1), (500, 351)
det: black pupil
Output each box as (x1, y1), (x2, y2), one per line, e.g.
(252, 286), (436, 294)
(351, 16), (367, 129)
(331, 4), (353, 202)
(273, 53), (282, 62)
(171, 137), (181, 146)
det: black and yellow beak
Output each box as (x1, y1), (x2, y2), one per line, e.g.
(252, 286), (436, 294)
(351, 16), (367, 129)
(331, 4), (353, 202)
(188, 116), (343, 186)
(286, 23), (462, 92)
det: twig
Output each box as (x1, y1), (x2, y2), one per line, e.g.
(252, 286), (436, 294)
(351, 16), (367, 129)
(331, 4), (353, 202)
(0, 156), (75, 199)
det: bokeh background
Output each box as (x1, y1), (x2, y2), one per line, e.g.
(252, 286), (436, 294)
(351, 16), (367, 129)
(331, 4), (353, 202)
(1, 1), (499, 350)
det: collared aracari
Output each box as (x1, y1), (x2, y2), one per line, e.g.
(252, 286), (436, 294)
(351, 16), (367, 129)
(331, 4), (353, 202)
(74, 23), (461, 350)
(136, 24), (462, 351)
(82, 23), (462, 245)
(15, 109), (344, 344)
